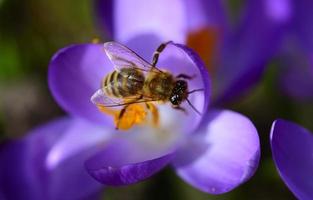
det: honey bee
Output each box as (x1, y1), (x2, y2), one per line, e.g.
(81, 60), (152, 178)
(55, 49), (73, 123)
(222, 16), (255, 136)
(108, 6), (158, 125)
(91, 41), (202, 130)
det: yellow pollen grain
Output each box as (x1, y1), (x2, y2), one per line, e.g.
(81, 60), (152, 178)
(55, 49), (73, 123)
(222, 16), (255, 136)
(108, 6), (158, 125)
(92, 37), (101, 44)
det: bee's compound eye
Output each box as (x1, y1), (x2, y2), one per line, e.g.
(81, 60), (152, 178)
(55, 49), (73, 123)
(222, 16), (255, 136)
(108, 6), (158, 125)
(177, 80), (187, 90)
(170, 94), (180, 105)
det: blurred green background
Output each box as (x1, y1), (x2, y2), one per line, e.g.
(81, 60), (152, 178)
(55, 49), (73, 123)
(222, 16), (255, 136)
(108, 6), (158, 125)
(1, 0), (311, 199)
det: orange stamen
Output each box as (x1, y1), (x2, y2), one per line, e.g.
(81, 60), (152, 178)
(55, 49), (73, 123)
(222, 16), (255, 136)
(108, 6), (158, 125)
(187, 27), (219, 74)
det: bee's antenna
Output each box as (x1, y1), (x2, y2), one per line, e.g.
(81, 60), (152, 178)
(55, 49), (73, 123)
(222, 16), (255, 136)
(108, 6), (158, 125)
(188, 88), (204, 94)
(186, 98), (202, 115)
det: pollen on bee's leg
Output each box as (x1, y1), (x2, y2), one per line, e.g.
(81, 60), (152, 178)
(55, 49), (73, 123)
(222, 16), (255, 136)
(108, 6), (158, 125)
(114, 104), (148, 130)
(96, 104), (118, 116)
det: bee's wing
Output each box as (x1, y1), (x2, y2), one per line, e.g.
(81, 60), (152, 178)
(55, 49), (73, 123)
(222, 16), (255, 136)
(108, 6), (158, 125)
(91, 88), (124, 108)
(91, 88), (156, 108)
(103, 42), (155, 73)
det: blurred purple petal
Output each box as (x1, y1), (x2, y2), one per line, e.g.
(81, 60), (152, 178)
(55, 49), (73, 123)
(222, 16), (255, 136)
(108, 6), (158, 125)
(95, 0), (179, 61)
(95, 0), (187, 62)
(185, 0), (228, 33)
(213, 0), (289, 104)
(184, 0), (228, 68)
(276, 0), (313, 101)
(265, 0), (292, 22)
(95, 0), (228, 41)
(173, 110), (260, 194)
(270, 120), (313, 200)
(94, 0), (114, 37)
(292, 0), (313, 51)
(0, 117), (106, 200)
(279, 55), (313, 101)
(48, 44), (113, 126)
(96, 0), (186, 44)
(85, 136), (174, 186)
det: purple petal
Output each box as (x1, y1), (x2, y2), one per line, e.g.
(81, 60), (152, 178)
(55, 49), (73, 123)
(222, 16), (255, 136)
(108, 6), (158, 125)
(213, 0), (289, 104)
(85, 136), (174, 186)
(270, 119), (313, 200)
(292, 0), (313, 51)
(173, 110), (260, 194)
(94, 0), (114, 37)
(0, 117), (108, 200)
(279, 53), (313, 101)
(276, 0), (313, 101)
(96, 0), (186, 44)
(265, 0), (292, 22)
(95, 0), (228, 41)
(95, 0), (228, 62)
(48, 44), (113, 126)
(184, 0), (228, 33)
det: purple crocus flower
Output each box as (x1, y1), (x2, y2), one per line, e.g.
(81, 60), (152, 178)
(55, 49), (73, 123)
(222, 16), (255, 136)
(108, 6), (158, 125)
(0, 0), (265, 198)
(49, 39), (260, 194)
(270, 119), (313, 200)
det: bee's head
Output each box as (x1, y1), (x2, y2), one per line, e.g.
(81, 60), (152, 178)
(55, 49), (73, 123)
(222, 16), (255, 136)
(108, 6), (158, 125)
(170, 80), (188, 106)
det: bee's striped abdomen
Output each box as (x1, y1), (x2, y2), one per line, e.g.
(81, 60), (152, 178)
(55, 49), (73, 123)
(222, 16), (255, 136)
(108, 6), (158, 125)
(102, 70), (121, 97)
(102, 68), (144, 98)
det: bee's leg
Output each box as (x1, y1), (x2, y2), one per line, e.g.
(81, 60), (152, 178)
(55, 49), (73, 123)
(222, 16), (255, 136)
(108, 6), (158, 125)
(115, 105), (129, 130)
(176, 74), (196, 80)
(152, 41), (172, 67)
(145, 103), (159, 127)
(173, 106), (188, 115)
